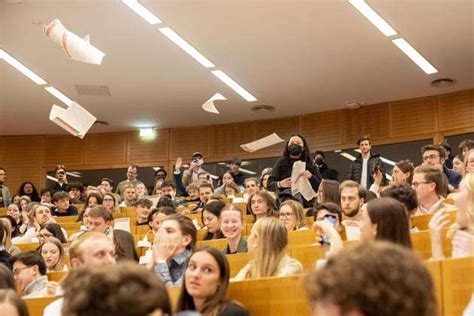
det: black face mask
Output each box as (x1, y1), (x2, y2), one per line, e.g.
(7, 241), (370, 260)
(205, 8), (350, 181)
(288, 144), (303, 156)
(315, 158), (324, 165)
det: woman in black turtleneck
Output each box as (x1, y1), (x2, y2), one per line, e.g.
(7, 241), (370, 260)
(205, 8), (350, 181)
(267, 134), (321, 207)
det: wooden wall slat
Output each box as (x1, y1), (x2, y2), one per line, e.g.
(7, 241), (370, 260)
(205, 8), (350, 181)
(361, 103), (390, 140)
(390, 96), (438, 137)
(342, 109), (362, 144)
(127, 129), (169, 163)
(85, 133), (127, 165)
(170, 126), (211, 160)
(300, 111), (343, 149)
(211, 122), (255, 159)
(43, 135), (85, 167)
(438, 90), (474, 131)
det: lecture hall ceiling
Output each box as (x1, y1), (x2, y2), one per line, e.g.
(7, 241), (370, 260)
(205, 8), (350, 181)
(0, 0), (472, 135)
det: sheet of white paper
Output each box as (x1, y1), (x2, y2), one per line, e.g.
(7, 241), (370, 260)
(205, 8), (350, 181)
(342, 220), (361, 241)
(202, 93), (227, 114)
(49, 102), (96, 138)
(114, 217), (131, 233)
(291, 161), (316, 201)
(44, 19), (105, 65)
(240, 133), (285, 153)
(139, 250), (153, 265)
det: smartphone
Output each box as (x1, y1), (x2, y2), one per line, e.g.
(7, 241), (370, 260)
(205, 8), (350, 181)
(320, 214), (337, 245)
(372, 164), (380, 174)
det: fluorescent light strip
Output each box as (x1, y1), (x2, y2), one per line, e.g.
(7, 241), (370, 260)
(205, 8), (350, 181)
(340, 152), (357, 161)
(45, 87), (74, 106)
(0, 49), (47, 85)
(392, 38), (438, 74)
(348, 0), (397, 37)
(211, 70), (257, 102)
(159, 27), (215, 68)
(122, 0), (161, 25)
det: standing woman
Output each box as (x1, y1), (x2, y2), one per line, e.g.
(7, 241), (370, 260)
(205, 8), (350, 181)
(177, 247), (250, 316)
(267, 135), (321, 207)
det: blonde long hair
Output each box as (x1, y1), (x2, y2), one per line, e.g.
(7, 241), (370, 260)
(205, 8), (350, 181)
(39, 237), (67, 272)
(248, 217), (288, 278)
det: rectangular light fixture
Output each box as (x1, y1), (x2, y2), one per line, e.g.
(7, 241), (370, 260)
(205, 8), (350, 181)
(122, 0), (161, 25)
(211, 70), (257, 102)
(348, 0), (397, 37)
(159, 27), (215, 68)
(139, 127), (156, 138)
(340, 152), (357, 161)
(0, 49), (48, 85)
(45, 86), (74, 106)
(392, 38), (438, 74)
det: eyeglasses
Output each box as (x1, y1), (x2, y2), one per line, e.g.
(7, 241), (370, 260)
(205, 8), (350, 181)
(411, 181), (431, 188)
(423, 154), (440, 161)
(13, 266), (31, 275)
(279, 212), (294, 218)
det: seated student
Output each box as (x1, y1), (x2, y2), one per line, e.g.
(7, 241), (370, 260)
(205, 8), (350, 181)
(160, 180), (178, 200)
(10, 251), (48, 298)
(19, 195), (31, 214)
(119, 184), (136, 208)
(62, 262), (171, 316)
(185, 183), (201, 202)
(243, 178), (259, 200)
(38, 237), (68, 272)
(339, 180), (366, 222)
(412, 165), (456, 215)
(196, 183), (214, 210)
(259, 168), (272, 191)
(359, 197), (412, 248)
(88, 206), (113, 237)
(69, 207), (92, 242)
(102, 192), (119, 214)
(304, 242), (438, 316)
(84, 192), (102, 209)
(177, 247), (250, 316)
(6, 204), (23, 237)
(313, 202), (343, 233)
(278, 200), (307, 231)
(135, 182), (148, 199)
(234, 217), (303, 280)
(249, 190), (275, 223)
(0, 221), (11, 266)
(381, 184), (419, 231)
(422, 144), (461, 189)
(135, 198), (153, 226)
(0, 289), (29, 316)
(221, 204), (247, 254)
(0, 218), (21, 257)
(429, 172), (474, 259)
(462, 149), (474, 176)
(224, 182), (242, 199)
(51, 191), (78, 216)
(315, 179), (340, 207)
(39, 223), (67, 243)
(99, 177), (114, 195)
(148, 214), (197, 287)
(148, 207), (177, 234)
(40, 188), (53, 205)
(66, 182), (85, 204)
(202, 201), (225, 240)
(113, 230), (139, 262)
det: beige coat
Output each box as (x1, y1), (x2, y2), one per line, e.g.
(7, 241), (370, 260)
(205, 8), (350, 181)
(233, 255), (303, 281)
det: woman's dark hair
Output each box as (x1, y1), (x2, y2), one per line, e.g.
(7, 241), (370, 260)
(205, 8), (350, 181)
(281, 134), (314, 167)
(18, 182), (40, 202)
(201, 201), (226, 240)
(177, 247), (232, 315)
(0, 289), (29, 316)
(113, 230), (139, 262)
(315, 180), (340, 206)
(44, 223), (67, 243)
(259, 169), (272, 190)
(0, 264), (15, 290)
(381, 184), (418, 216)
(394, 160), (415, 185)
(85, 193), (103, 208)
(366, 197), (412, 248)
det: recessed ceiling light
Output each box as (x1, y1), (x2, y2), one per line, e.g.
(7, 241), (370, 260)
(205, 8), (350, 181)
(122, 0), (161, 25)
(348, 0), (397, 37)
(251, 104), (275, 112)
(45, 87), (74, 106)
(431, 78), (456, 88)
(0, 49), (47, 85)
(211, 70), (257, 102)
(392, 38), (438, 75)
(159, 27), (215, 68)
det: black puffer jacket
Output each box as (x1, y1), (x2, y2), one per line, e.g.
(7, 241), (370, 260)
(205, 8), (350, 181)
(348, 153), (387, 188)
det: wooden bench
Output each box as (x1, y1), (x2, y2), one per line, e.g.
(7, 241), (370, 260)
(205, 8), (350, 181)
(24, 296), (61, 316)
(227, 252), (252, 277)
(411, 211), (457, 231)
(54, 215), (78, 223)
(47, 271), (68, 282)
(410, 228), (452, 260)
(441, 256), (474, 316)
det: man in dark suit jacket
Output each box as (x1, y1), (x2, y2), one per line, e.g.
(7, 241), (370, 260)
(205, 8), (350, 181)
(50, 165), (68, 194)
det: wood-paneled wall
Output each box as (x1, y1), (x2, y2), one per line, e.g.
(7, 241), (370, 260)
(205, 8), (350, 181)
(1, 89), (473, 192)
